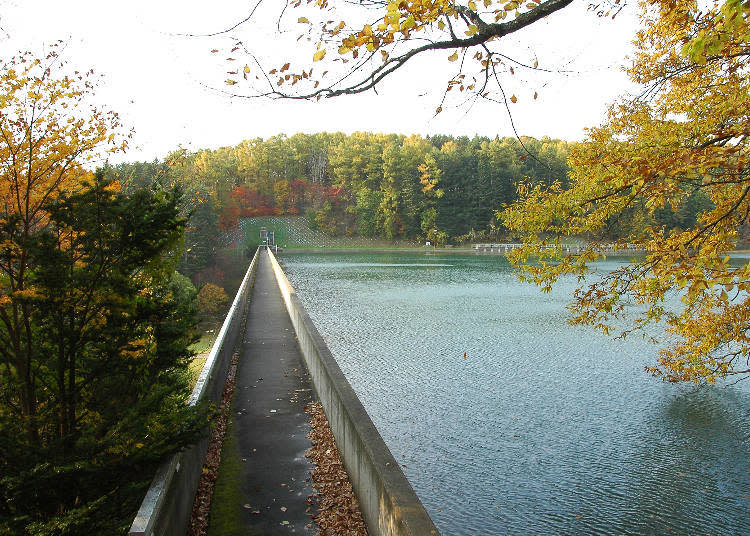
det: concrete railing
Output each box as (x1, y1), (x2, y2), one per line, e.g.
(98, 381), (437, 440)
(128, 247), (260, 536)
(266, 247), (440, 536)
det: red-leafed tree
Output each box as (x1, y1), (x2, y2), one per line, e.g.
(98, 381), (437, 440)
(218, 185), (277, 229)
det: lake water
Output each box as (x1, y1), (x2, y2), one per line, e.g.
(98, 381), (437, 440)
(280, 251), (750, 535)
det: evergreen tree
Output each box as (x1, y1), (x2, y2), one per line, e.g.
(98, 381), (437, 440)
(0, 173), (208, 535)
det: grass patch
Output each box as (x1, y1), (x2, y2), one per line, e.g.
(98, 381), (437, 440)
(188, 357), (207, 389)
(190, 329), (219, 355)
(206, 412), (244, 536)
(240, 216), (420, 250)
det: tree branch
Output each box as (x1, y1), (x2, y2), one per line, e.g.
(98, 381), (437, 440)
(229, 0), (574, 100)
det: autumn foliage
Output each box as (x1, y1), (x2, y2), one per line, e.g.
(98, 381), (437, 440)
(0, 47), (124, 446)
(218, 185), (277, 229)
(0, 50), (206, 534)
(214, 0), (601, 112)
(305, 402), (368, 536)
(502, 0), (750, 384)
(198, 282), (230, 319)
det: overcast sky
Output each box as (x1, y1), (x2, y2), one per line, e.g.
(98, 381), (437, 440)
(1, 0), (640, 162)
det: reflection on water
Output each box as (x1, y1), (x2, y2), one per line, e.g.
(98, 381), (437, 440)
(282, 252), (750, 535)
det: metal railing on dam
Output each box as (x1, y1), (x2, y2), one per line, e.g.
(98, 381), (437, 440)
(472, 242), (645, 253)
(128, 248), (260, 536)
(267, 247), (439, 536)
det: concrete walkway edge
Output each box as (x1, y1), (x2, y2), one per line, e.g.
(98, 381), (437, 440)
(267, 248), (440, 536)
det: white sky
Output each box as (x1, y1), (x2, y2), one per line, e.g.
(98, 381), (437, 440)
(0, 0), (641, 163)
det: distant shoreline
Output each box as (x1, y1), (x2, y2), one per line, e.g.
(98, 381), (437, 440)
(276, 247), (750, 256)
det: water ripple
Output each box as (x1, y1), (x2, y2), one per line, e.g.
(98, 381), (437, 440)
(282, 252), (750, 536)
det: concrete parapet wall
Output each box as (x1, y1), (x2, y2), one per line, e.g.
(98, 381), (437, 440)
(128, 248), (260, 536)
(266, 248), (440, 536)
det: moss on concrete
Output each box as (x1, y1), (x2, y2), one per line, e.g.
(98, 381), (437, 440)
(206, 410), (244, 536)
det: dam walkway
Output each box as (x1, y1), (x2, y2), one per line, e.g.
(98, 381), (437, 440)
(129, 247), (439, 536)
(207, 252), (317, 535)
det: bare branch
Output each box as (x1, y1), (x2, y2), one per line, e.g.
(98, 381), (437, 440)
(175, 0), (266, 38)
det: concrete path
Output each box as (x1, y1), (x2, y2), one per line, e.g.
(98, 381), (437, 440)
(208, 252), (316, 535)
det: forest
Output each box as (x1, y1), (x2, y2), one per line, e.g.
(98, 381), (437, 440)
(105, 131), (711, 295)
(2, 0), (747, 532)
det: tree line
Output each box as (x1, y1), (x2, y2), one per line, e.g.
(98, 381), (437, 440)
(107, 131), (716, 288)
(107, 133), (569, 246)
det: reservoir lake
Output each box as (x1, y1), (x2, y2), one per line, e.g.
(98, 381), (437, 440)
(280, 251), (750, 535)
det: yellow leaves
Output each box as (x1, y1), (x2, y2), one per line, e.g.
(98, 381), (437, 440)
(11, 288), (41, 300)
(465, 24), (479, 36)
(468, 0), (477, 10)
(0, 50), (123, 242)
(225, 79), (238, 85)
(448, 51), (459, 61)
(104, 179), (121, 193)
(313, 49), (327, 61)
(401, 15), (416, 31)
(298, 16), (310, 23)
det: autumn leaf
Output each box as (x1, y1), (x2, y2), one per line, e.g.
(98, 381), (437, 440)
(501, 0), (750, 384)
(313, 49), (327, 61)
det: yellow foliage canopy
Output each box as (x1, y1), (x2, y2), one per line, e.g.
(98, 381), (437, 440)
(198, 282), (229, 319)
(501, 0), (750, 383)
(0, 48), (124, 235)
